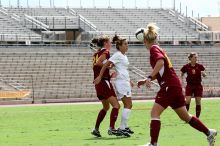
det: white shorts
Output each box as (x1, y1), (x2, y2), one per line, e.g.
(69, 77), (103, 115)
(114, 80), (132, 99)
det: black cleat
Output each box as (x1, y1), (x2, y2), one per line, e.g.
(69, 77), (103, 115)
(118, 128), (131, 137)
(108, 128), (122, 136)
(91, 129), (101, 137)
(125, 127), (134, 134)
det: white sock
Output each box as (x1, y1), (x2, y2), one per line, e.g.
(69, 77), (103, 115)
(120, 108), (131, 129)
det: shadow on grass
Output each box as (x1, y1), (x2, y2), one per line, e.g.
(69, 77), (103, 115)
(84, 136), (130, 141)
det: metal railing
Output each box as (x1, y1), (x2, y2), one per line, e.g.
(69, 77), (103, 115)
(168, 9), (208, 31)
(78, 14), (97, 31)
(24, 14), (50, 31)
(189, 17), (208, 31)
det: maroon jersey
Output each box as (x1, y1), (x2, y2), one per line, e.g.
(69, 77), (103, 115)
(181, 63), (205, 85)
(93, 48), (111, 80)
(150, 45), (181, 87)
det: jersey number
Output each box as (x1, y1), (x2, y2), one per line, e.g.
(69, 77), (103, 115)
(92, 54), (99, 66)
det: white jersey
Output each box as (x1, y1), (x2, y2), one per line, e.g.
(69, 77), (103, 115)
(109, 51), (132, 99)
(109, 51), (130, 81)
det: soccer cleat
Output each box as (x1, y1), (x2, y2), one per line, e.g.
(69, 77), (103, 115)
(117, 128), (131, 137)
(108, 128), (122, 136)
(125, 127), (134, 134)
(207, 129), (217, 146)
(91, 128), (101, 137)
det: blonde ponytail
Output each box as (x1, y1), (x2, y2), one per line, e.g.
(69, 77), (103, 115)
(144, 23), (159, 43)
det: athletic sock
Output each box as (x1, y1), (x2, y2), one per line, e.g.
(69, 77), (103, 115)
(189, 116), (209, 136)
(150, 119), (161, 145)
(196, 105), (201, 118)
(120, 108), (131, 129)
(95, 109), (107, 130)
(110, 108), (119, 129)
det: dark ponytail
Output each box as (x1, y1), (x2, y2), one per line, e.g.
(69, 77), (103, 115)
(90, 37), (99, 49)
(112, 35), (126, 50)
(91, 37), (99, 44)
(90, 35), (110, 48)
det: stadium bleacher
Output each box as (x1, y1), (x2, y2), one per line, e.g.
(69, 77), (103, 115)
(73, 8), (200, 41)
(6, 8), (79, 30)
(0, 46), (219, 103)
(0, 7), (209, 43)
(0, 8), (41, 42)
(0, 7), (219, 103)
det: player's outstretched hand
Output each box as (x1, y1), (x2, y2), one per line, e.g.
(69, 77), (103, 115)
(130, 81), (134, 88)
(137, 80), (146, 88)
(145, 79), (151, 88)
(111, 71), (117, 78)
(93, 76), (102, 85)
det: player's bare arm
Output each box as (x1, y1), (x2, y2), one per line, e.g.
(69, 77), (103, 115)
(201, 71), (207, 78)
(146, 59), (164, 88)
(130, 80), (134, 88)
(149, 59), (164, 78)
(137, 59), (164, 88)
(94, 60), (112, 84)
(180, 72), (185, 85)
(94, 54), (107, 67)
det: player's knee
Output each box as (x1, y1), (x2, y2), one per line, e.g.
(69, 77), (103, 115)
(103, 105), (110, 111)
(124, 102), (132, 109)
(185, 97), (191, 103)
(113, 103), (120, 109)
(179, 114), (191, 122)
(195, 101), (201, 105)
(117, 104), (121, 109)
(126, 104), (132, 109)
(129, 103), (133, 109)
(150, 110), (160, 119)
(195, 98), (201, 105)
(180, 116), (187, 122)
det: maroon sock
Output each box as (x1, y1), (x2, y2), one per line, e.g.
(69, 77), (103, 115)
(196, 105), (201, 118)
(150, 120), (161, 145)
(110, 108), (119, 129)
(186, 104), (190, 111)
(189, 116), (209, 136)
(95, 109), (107, 129)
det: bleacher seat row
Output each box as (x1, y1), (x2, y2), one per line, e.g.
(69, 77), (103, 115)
(0, 7), (204, 42)
(0, 46), (219, 102)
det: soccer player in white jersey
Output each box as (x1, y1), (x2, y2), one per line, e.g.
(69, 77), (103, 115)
(94, 35), (133, 137)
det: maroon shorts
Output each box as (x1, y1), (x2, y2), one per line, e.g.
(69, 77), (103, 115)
(155, 86), (185, 109)
(95, 79), (116, 100)
(185, 84), (203, 97)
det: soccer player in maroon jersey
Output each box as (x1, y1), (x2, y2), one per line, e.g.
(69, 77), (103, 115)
(137, 23), (217, 146)
(91, 35), (121, 137)
(94, 35), (134, 137)
(181, 52), (206, 118)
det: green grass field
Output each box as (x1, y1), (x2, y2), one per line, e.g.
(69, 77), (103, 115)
(0, 99), (219, 146)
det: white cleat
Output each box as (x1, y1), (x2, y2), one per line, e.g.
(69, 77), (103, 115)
(207, 129), (217, 146)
